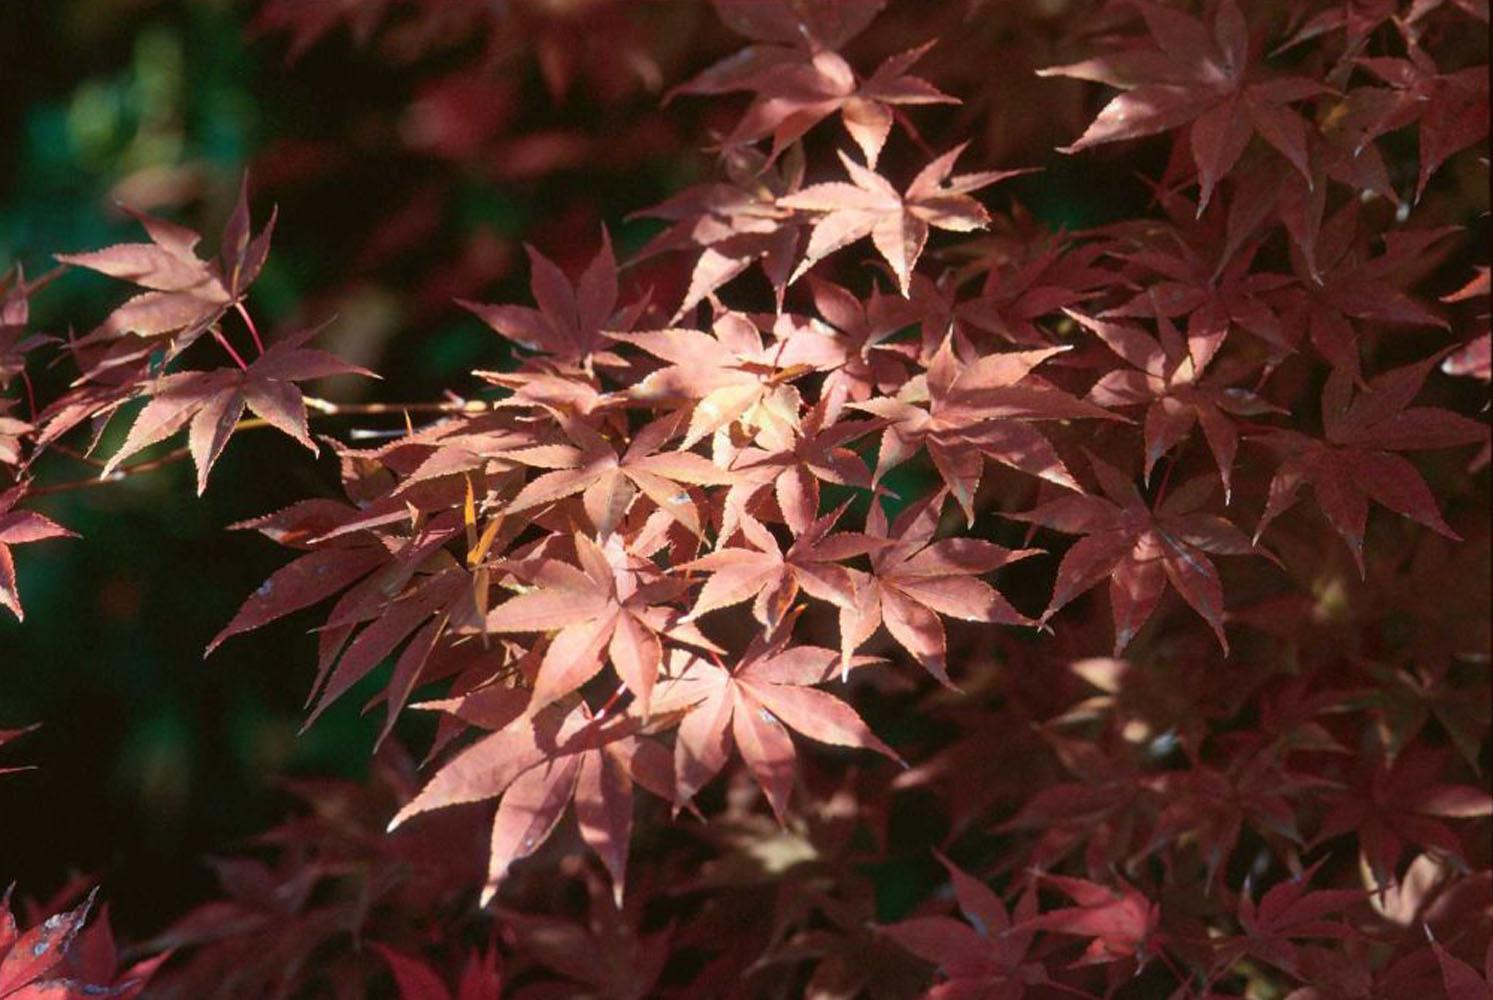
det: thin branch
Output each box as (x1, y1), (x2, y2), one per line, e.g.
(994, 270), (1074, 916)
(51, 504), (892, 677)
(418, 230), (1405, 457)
(29, 446), (193, 496)
(28, 418), (275, 496)
(234, 301), (266, 356)
(303, 396), (498, 416)
(19, 370), (37, 420)
(22, 394), (490, 496)
(210, 326), (249, 370)
(48, 443), (107, 470)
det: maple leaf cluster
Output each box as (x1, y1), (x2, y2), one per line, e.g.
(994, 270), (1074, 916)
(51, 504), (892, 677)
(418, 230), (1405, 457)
(0, 887), (165, 999)
(0, 0), (1488, 997)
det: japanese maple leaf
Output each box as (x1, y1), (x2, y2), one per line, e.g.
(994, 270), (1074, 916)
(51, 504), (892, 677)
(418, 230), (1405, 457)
(677, 504), (880, 628)
(495, 866), (671, 999)
(722, 397), (878, 536)
(98, 327), (370, 494)
(996, 728), (1160, 878)
(204, 498), (400, 656)
(1011, 454), (1269, 654)
(1312, 747), (1493, 888)
(461, 229), (639, 373)
(1251, 352), (1488, 573)
(1441, 266), (1491, 369)
(0, 401), (28, 469)
(56, 178), (274, 362)
(0, 486), (76, 622)
(1040, 0), (1325, 211)
(374, 943), (502, 1000)
(612, 311), (819, 451)
(1277, 201), (1456, 375)
(485, 532), (713, 711)
(676, 26), (955, 168)
(1211, 862), (1363, 981)
(300, 525), (480, 736)
(1072, 309), (1279, 499)
(1444, 334), (1491, 382)
(1356, 43), (1490, 201)
(671, 0), (930, 165)
(631, 144), (806, 320)
(254, 0), (396, 61)
(1019, 874), (1161, 967)
(854, 338), (1115, 523)
(1276, 0), (1398, 51)
(804, 276), (923, 407)
(698, 0), (887, 54)
(390, 696), (674, 906)
(0, 723), (38, 776)
(213, 502), (488, 747)
(0, 888), (120, 1000)
(503, 411), (735, 538)
(0, 266), (51, 390)
(877, 855), (1042, 997)
(1146, 748), (1326, 888)
(47, 897), (168, 1000)
(648, 624), (900, 821)
(951, 237), (1120, 349)
(1095, 186), (1295, 366)
(1426, 932), (1493, 1000)
(840, 491), (1037, 684)
(778, 145), (1026, 296)
(1440, 267), (1491, 469)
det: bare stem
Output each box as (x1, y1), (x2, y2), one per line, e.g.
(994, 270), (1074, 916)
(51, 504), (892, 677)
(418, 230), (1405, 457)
(19, 370), (37, 420)
(234, 301), (266, 356)
(29, 446), (192, 496)
(48, 443), (107, 470)
(23, 393), (488, 497)
(29, 418), (275, 496)
(210, 326), (249, 370)
(303, 396), (497, 416)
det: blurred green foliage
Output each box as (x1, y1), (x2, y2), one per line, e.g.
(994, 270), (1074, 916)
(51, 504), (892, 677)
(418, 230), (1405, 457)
(0, 0), (376, 932)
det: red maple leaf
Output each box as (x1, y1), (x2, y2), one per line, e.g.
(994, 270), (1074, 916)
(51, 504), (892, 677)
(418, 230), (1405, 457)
(676, 23), (954, 168)
(855, 338), (1115, 523)
(1252, 352), (1488, 572)
(804, 276), (923, 407)
(649, 621), (900, 822)
(0, 486), (76, 622)
(1020, 873), (1161, 967)
(1212, 862), (1362, 981)
(461, 229), (640, 373)
(390, 695), (673, 906)
(0, 889), (160, 1000)
(877, 854), (1043, 997)
(502, 410), (736, 539)
(1011, 454), (1271, 654)
(1041, 0), (1325, 211)
(0, 723), (39, 777)
(840, 490), (1038, 684)
(374, 943), (502, 1000)
(632, 144), (807, 320)
(612, 310), (821, 453)
(1312, 747), (1493, 887)
(1072, 308), (1280, 499)
(1092, 185), (1295, 366)
(97, 327), (371, 494)
(57, 178), (275, 369)
(778, 145), (1026, 296)
(1275, 203), (1456, 375)
(1357, 42), (1491, 201)
(676, 503), (881, 629)
(485, 531), (715, 712)
(721, 396), (878, 536)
